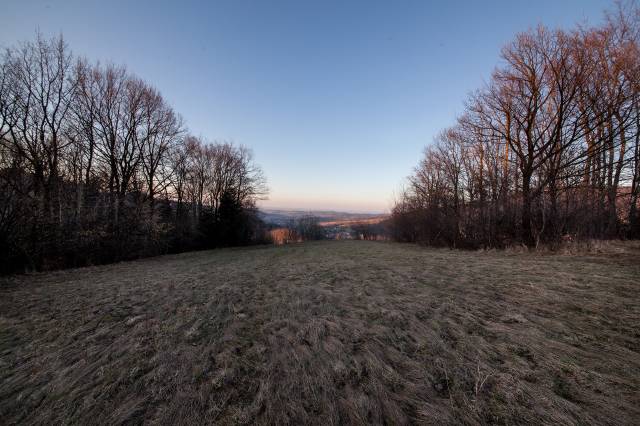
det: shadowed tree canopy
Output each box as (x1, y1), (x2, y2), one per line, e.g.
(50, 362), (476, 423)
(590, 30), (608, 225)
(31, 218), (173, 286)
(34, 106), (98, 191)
(0, 34), (269, 273)
(392, 4), (640, 249)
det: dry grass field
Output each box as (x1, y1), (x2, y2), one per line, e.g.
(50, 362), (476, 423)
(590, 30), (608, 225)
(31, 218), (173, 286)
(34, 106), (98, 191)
(1, 241), (639, 425)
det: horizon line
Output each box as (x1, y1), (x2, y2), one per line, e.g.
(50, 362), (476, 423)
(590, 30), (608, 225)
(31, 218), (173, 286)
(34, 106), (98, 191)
(257, 205), (389, 215)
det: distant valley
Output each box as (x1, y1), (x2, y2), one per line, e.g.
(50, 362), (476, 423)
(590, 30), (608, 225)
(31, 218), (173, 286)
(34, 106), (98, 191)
(258, 208), (388, 227)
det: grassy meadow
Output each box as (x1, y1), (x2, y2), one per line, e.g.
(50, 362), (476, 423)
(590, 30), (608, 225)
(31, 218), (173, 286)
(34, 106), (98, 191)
(1, 241), (639, 425)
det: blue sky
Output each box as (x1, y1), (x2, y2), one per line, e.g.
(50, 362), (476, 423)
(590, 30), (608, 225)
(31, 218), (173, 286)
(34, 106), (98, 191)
(2, 0), (612, 212)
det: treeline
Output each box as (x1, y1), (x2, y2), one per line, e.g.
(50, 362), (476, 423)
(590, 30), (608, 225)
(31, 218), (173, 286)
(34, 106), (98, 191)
(0, 35), (268, 273)
(285, 216), (325, 241)
(269, 216), (325, 244)
(351, 222), (388, 241)
(391, 5), (640, 248)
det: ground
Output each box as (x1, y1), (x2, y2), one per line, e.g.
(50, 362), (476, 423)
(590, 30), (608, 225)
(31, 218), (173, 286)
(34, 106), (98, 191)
(1, 241), (639, 425)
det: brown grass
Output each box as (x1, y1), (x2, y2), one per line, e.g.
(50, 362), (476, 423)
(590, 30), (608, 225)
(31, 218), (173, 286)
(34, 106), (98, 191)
(1, 241), (639, 425)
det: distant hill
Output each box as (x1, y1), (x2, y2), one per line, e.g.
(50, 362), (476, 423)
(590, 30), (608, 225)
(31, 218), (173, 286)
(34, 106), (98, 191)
(258, 208), (387, 227)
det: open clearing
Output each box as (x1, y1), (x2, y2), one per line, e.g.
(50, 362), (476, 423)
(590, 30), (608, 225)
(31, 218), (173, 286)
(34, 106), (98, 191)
(1, 241), (639, 425)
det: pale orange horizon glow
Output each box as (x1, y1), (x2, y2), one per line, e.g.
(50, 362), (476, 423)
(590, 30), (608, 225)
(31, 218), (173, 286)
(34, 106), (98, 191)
(258, 192), (392, 214)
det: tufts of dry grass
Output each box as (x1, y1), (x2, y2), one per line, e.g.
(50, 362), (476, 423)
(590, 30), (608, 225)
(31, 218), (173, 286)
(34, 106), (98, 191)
(1, 241), (639, 425)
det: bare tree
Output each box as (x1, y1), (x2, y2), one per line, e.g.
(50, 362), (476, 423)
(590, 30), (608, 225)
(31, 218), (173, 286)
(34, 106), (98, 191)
(0, 34), (269, 273)
(393, 7), (640, 249)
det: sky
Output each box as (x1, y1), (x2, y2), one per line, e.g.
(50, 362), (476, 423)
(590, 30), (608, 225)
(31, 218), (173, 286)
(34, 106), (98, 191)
(2, 0), (613, 213)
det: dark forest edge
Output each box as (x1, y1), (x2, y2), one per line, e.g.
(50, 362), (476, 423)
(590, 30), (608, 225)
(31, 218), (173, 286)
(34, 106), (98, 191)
(390, 4), (640, 249)
(0, 35), (269, 274)
(2, 3), (640, 274)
